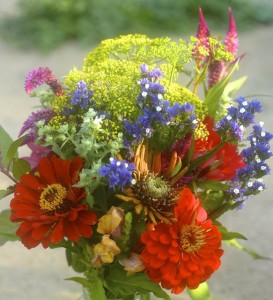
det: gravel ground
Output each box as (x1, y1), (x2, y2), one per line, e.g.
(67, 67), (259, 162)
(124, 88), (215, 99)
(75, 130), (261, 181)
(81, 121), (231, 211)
(1, 2), (273, 300)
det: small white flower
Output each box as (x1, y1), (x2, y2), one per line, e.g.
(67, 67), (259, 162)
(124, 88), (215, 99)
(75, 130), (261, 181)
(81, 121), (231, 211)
(261, 131), (266, 137)
(259, 121), (264, 127)
(131, 179), (137, 185)
(242, 101), (248, 106)
(233, 188), (240, 194)
(142, 91), (148, 98)
(226, 115), (232, 121)
(109, 157), (114, 162)
(258, 186), (264, 191)
(255, 157), (261, 163)
(145, 84), (149, 90)
(192, 119), (198, 124)
(239, 108), (246, 113)
(261, 166), (267, 171)
(156, 106), (162, 112)
(116, 161), (121, 167)
(158, 94), (163, 100)
(247, 182), (253, 187)
(124, 163), (128, 168)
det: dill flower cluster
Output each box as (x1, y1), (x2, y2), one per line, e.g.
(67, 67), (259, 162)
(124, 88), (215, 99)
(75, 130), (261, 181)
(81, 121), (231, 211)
(0, 8), (272, 300)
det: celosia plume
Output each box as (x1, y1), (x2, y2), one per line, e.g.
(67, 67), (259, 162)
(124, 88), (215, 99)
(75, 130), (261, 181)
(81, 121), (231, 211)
(224, 8), (239, 56)
(25, 67), (64, 96)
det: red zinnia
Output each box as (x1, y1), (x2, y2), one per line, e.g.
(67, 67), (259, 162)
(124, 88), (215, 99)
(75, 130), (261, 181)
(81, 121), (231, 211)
(141, 187), (223, 294)
(194, 116), (245, 181)
(10, 154), (97, 249)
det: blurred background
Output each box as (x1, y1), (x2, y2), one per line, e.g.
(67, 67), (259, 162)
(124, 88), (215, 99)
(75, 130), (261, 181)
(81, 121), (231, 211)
(1, 0), (273, 299)
(1, 0), (273, 52)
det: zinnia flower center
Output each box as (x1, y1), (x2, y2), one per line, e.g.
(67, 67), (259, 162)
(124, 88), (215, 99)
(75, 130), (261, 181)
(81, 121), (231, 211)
(39, 183), (67, 213)
(180, 225), (206, 253)
(133, 173), (176, 211)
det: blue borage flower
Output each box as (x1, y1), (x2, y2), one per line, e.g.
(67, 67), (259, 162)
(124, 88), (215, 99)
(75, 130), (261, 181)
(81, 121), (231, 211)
(99, 158), (135, 190)
(222, 101), (273, 205)
(64, 80), (93, 115)
(124, 64), (196, 145)
(216, 97), (263, 141)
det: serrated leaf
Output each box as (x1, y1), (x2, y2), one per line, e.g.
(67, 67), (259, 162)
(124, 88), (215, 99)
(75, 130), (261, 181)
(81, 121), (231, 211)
(106, 266), (170, 300)
(66, 276), (92, 289)
(6, 135), (27, 168)
(0, 125), (14, 168)
(225, 239), (271, 260)
(0, 209), (19, 246)
(187, 282), (211, 300)
(67, 275), (107, 300)
(12, 158), (31, 180)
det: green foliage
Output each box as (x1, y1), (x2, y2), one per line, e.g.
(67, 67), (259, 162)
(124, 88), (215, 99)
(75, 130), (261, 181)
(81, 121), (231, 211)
(0, 209), (19, 245)
(0, 125), (14, 168)
(105, 263), (171, 299)
(187, 282), (211, 300)
(1, 0), (273, 52)
(225, 239), (272, 260)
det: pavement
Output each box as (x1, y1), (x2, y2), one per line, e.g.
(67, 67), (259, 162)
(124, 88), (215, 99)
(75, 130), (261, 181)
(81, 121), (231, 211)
(1, 2), (273, 300)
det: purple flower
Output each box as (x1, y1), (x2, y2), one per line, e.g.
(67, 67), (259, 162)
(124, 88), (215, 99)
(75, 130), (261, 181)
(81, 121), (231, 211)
(22, 142), (51, 170)
(70, 80), (93, 109)
(216, 117), (243, 141)
(19, 108), (56, 145)
(25, 67), (64, 96)
(99, 158), (135, 190)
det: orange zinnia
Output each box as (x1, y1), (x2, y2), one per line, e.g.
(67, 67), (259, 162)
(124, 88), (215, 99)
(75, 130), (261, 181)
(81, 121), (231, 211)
(194, 116), (245, 181)
(10, 154), (97, 249)
(140, 187), (223, 294)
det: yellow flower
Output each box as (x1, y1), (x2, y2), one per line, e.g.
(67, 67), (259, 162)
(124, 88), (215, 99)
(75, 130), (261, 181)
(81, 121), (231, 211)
(92, 235), (121, 267)
(116, 142), (188, 224)
(97, 206), (124, 237)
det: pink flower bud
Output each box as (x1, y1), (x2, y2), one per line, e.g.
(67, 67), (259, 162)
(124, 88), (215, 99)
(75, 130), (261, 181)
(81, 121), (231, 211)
(224, 8), (239, 56)
(194, 7), (211, 60)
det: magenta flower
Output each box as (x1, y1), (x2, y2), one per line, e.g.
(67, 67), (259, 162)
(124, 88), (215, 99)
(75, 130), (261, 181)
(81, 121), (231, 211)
(22, 142), (51, 170)
(25, 67), (64, 96)
(194, 7), (211, 61)
(224, 8), (239, 57)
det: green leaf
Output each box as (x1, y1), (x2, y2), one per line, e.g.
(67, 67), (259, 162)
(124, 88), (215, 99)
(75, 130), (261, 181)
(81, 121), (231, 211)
(0, 187), (14, 200)
(214, 222), (247, 240)
(6, 135), (27, 168)
(0, 209), (19, 246)
(199, 180), (230, 191)
(187, 282), (211, 300)
(204, 61), (239, 118)
(0, 125), (14, 168)
(106, 265), (171, 300)
(12, 158), (31, 181)
(66, 276), (107, 300)
(188, 141), (224, 172)
(225, 239), (272, 260)
(223, 76), (247, 98)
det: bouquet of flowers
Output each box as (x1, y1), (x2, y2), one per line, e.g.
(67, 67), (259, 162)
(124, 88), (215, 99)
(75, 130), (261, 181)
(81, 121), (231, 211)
(0, 8), (272, 300)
